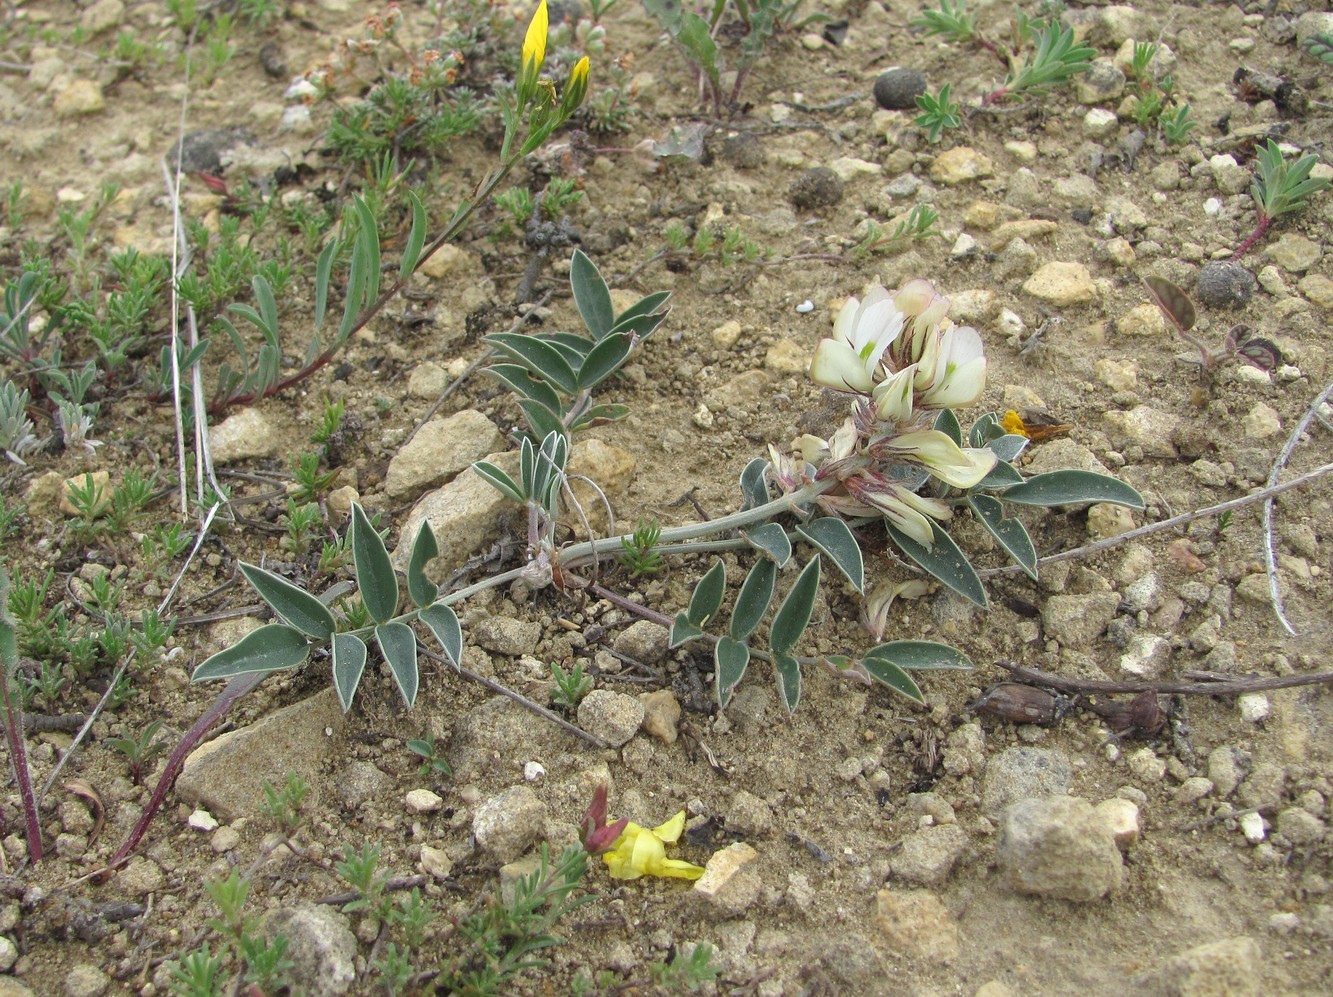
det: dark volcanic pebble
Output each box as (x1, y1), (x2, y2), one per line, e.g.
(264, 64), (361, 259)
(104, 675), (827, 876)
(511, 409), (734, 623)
(789, 167), (844, 210)
(1195, 261), (1256, 308)
(873, 67), (928, 110)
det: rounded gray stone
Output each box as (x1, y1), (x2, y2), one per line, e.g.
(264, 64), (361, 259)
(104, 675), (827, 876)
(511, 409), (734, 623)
(472, 785), (547, 862)
(981, 747), (1074, 818)
(577, 690), (646, 747)
(873, 67), (928, 110)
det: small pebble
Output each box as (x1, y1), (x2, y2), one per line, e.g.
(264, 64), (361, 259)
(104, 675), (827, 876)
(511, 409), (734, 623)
(1195, 261), (1255, 308)
(524, 761), (546, 782)
(405, 789), (444, 814)
(1239, 811), (1266, 844)
(873, 67), (928, 110)
(1237, 692), (1270, 724)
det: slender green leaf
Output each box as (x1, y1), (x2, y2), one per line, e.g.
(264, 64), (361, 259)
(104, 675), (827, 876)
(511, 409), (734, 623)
(738, 458), (771, 511)
(678, 11), (720, 87)
(338, 236), (368, 340)
(714, 636), (749, 708)
(569, 402), (631, 431)
(934, 408), (962, 446)
(967, 495), (1037, 580)
(420, 603), (463, 668)
(770, 556), (820, 654)
(865, 640), (973, 671)
(239, 563), (336, 639)
(860, 656), (925, 703)
(376, 621), (419, 708)
(1000, 470), (1145, 509)
(795, 517), (864, 594)
(611, 290), (671, 331)
(406, 522), (439, 608)
(485, 364), (564, 413)
(0, 569), (18, 674)
(773, 650), (801, 713)
(486, 333), (578, 394)
(886, 520), (987, 608)
(743, 522), (791, 567)
(570, 249), (615, 340)
(399, 191), (428, 279)
(687, 558), (727, 627)
(577, 332), (635, 390)
(670, 612), (705, 648)
(355, 197), (381, 305)
(730, 558), (776, 642)
(314, 238), (338, 334)
(473, 461), (524, 503)
(332, 632), (368, 711)
(192, 624), (310, 681)
(253, 275), (278, 338)
(517, 399), (567, 444)
(351, 503), (399, 623)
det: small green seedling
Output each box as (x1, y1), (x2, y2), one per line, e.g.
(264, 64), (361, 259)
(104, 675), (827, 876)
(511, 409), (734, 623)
(407, 734), (453, 777)
(550, 661), (594, 709)
(260, 772), (311, 836)
(1234, 139), (1331, 258)
(914, 84), (962, 142)
(984, 20), (1094, 104)
(106, 719), (165, 785)
(620, 518), (665, 577)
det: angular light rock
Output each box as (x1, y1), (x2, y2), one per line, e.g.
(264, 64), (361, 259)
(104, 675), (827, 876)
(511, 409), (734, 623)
(385, 410), (504, 499)
(873, 888), (960, 963)
(997, 795), (1124, 901)
(1022, 262), (1095, 306)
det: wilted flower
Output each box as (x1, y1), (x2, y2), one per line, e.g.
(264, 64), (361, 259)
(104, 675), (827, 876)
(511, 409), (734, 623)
(602, 810), (706, 881)
(580, 784), (629, 856)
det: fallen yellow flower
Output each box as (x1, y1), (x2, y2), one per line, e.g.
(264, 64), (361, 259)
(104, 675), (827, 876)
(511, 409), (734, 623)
(603, 811), (705, 881)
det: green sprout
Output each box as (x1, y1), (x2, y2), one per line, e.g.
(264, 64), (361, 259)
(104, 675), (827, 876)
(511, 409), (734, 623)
(620, 518), (665, 576)
(106, 719), (166, 785)
(1234, 140), (1331, 258)
(912, 0), (980, 46)
(1302, 32), (1333, 65)
(1161, 104), (1196, 145)
(407, 734), (453, 778)
(550, 660), (594, 709)
(985, 20), (1094, 104)
(914, 84), (962, 142)
(260, 772), (311, 836)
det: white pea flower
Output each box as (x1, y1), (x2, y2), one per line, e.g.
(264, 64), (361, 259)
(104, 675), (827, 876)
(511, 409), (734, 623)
(919, 324), (987, 409)
(872, 429), (997, 489)
(809, 287), (905, 394)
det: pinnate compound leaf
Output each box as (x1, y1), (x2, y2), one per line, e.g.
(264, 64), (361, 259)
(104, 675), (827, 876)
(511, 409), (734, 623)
(193, 624), (310, 682)
(770, 556), (821, 655)
(865, 640), (973, 671)
(860, 656), (925, 704)
(967, 495), (1038, 580)
(743, 522), (791, 566)
(670, 611), (705, 648)
(1000, 470), (1144, 509)
(376, 621), (419, 708)
(688, 558), (727, 627)
(714, 636), (749, 708)
(730, 558), (776, 642)
(795, 518), (864, 594)
(570, 249), (615, 341)
(420, 603), (463, 668)
(351, 504), (399, 624)
(773, 650), (801, 713)
(886, 520), (987, 608)
(406, 522), (439, 609)
(332, 632), (368, 711)
(399, 191), (428, 279)
(239, 563), (336, 639)
(473, 461), (524, 504)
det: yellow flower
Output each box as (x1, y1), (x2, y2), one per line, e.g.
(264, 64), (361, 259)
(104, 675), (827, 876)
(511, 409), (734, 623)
(559, 55), (591, 117)
(602, 811), (706, 881)
(522, 0), (549, 78)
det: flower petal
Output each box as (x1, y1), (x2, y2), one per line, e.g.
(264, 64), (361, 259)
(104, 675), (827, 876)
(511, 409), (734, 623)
(810, 339), (874, 394)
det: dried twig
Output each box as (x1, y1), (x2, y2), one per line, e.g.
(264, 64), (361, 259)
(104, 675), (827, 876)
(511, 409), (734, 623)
(419, 646), (609, 749)
(1262, 380), (1333, 637)
(993, 658), (1333, 697)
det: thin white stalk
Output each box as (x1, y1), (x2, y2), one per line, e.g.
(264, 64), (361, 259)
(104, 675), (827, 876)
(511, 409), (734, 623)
(1263, 379), (1333, 636)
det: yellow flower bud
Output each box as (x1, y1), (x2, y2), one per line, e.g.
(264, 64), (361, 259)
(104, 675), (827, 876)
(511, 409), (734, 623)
(522, 0), (549, 78)
(559, 56), (591, 118)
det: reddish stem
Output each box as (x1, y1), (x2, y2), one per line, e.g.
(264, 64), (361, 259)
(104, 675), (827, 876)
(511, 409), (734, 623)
(1232, 213), (1271, 259)
(1, 677), (43, 863)
(99, 672), (264, 879)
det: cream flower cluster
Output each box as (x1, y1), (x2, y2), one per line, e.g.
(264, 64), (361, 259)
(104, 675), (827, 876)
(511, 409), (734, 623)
(776, 280), (995, 547)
